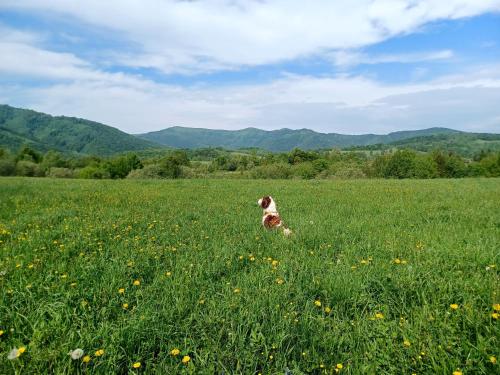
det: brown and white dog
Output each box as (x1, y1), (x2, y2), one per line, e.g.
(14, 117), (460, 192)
(257, 196), (292, 236)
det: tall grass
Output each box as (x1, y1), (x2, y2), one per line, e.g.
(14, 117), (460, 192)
(0, 178), (498, 374)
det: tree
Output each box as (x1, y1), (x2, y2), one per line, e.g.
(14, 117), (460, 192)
(384, 150), (417, 179)
(105, 153), (143, 179)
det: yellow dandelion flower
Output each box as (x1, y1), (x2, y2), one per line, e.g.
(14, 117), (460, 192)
(490, 356), (496, 364)
(336, 363), (343, 369)
(394, 258), (401, 264)
(491, 312), (499, 319)
(0, 330), (4, 336)
(233, 288), (241, 293)
(82, 355), (91, 363)
(118, 288), (125, 294)
(375, 312), (384, 319)
(122, 303), (129, 309)
(450, 304), (459, 310)
(95, 349), (104, 357)
(314, 300), (322, 307)
(325, 307), (332, 314)
(132, 362), (141, 368)
(403, 340), (411, 347)
(271, 260), (279, 267)
(249, 256), (255, 261)
(493, 304), (500, 311)
(453, 371), (463, 375)
(133, 280), (140, 286)
(276, 278), (284, 285)
(165, 271), (172, 277)
(182, 355), (190, 364)
(170, 348), (180, 356)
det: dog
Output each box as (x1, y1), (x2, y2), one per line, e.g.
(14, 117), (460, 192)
(257, 196), (292, 236)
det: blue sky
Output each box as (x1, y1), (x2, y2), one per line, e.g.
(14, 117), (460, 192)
(0, 1), (499, 134)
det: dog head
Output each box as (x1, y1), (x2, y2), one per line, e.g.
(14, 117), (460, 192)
(258, 196), (277, 213)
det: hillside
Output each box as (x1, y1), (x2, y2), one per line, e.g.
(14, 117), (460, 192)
(136, 126), (461, 151)
(0, 105), (160, 155)
(347, 133), (500, 157)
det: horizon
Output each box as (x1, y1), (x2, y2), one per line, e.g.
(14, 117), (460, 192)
(0, 1), (499, 134)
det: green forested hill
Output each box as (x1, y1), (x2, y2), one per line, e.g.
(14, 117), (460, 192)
(347, 133), (500, 157)
(136, 126), (461, 151)
(0, 105), (160, 155)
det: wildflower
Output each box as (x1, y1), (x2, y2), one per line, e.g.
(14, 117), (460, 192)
(403, 340), (411, 347)
(165, 271), (172, 277)
(276, 278), (284, 285)
(118, 288), (125, 294)
(95, 349), (104, 357)
(8, 346), (26, 359)
(336, 363), (343, 369)
(199, 299), (205, 304)
(351, 265), (357, 270)
(325, 307), (332, 314)
(450, 304), (459, 310)
(0, 330), (4, 336)
(123, 303), (129, 309)
(490, 356), (496, 364)
(314, 300), (322, 307)
(133, 280), (140, 286)
(233, 288), (241, 293)
(82, 355), (91, 363)
(69, 349), (84, 360)
(493, 304), (500, 311)
(170, 348), (180, 356)
(375, 312), (384, 319)
(360, 259), (368, 265)
(394, 258), (401, 264)
(70, 282), (77, 287)
(133, 362), (141, 368)
(492, 313), (499, 319)
(271, 260), (279, 267)
(453, 371), (462, 375)
(249, 256), (255, 261)
(182, 355), (191, 364)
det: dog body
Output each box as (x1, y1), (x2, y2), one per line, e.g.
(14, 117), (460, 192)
(257, 196), (291, 236)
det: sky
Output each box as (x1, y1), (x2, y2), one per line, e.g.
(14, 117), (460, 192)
(0, 0), (499, 135)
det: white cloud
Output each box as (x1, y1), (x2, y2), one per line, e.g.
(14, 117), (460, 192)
(1, 0), (499, 72)
(330, 49), (454, 67)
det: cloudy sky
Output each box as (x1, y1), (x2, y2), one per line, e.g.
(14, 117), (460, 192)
(0, 0), (499, 134)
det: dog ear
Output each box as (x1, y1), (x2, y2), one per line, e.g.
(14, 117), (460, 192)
(260, 196), (271, 209)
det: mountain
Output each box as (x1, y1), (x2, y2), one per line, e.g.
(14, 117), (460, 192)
(0, 104), (160, 155)
(136, 126), (461, 151)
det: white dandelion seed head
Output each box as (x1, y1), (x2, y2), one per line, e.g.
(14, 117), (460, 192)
(7, 348), (20, 360)
(69, 349), (84, 360)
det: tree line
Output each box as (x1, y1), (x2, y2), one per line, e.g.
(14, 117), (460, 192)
(0, 146), (499, 180)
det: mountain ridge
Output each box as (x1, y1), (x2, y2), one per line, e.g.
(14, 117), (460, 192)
(136, 125), (463, 151)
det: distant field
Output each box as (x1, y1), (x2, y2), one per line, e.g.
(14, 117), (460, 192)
(0, 178), (499, 374)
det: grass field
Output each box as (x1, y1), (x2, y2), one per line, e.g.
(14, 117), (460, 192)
(0, 177), (499, 374)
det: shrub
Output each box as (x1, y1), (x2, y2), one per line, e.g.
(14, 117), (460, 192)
(15, 160), (45, 177)
(0, 159), (16, 176)
(47, 167), (74, 178)
(77, 166), (110, 179)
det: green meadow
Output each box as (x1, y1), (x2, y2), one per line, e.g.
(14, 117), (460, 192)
(0, 177), (498, 374)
